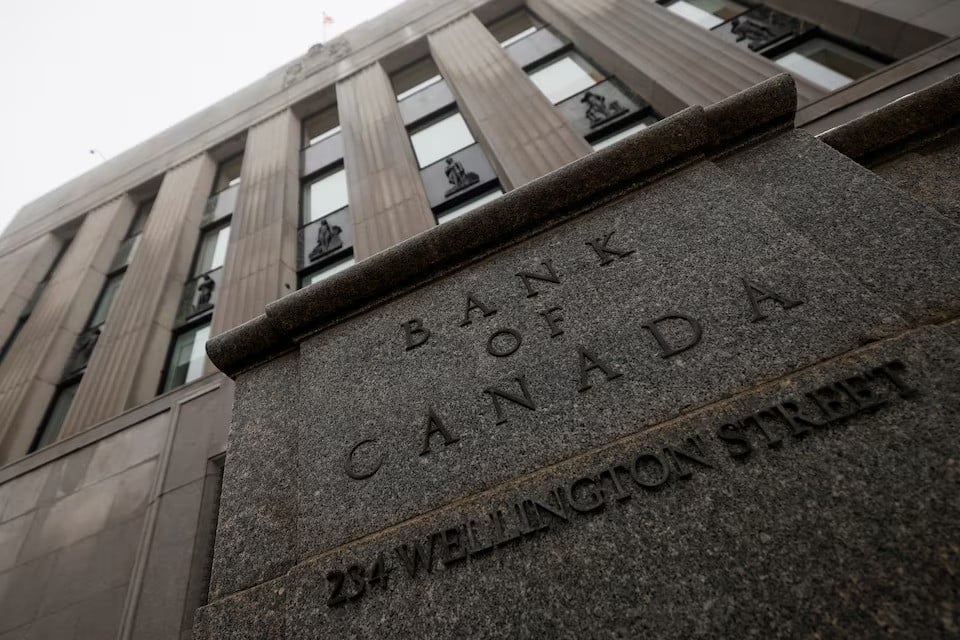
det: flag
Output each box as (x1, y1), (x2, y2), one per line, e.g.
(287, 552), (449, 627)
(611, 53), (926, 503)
(323, 12), (334, 24)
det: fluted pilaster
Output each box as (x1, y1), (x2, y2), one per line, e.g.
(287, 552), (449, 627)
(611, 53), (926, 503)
(0, 235), (62, 349)
(531, 0), (823, 114)
(430, 14), (591, 189)
(338, 64), (434, 260)
(0, 197), (135, 461)
(59, 155), (217, 435)
(210, 110), (300, 339)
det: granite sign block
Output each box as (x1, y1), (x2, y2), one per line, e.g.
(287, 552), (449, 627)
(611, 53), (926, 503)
(201, 76), (960, 638)
(292, 160), (904, 558)
(716, 129), (960, 324)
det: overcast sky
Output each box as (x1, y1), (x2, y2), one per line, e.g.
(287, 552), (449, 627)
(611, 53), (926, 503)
(0, 0), (404, 235)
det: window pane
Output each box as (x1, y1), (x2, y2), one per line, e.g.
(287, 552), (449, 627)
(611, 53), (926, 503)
(488, 10), (543, 46)
(129, 199), (153, 236)
(164, 323), (211, 392)
(303, 169), (349, 223)
(776, 38), (883, 91)
(213, 156), (243, 193)
(592, 116), (659, 150)
(301, 256), (355, 287)
(394, 58), (442, 100)
(195, 226), (231, 275)
(303, 107), (340, 147)
(667, 0), (746, 29)
(33, 382), (80, 451)
(437, 188), (504, 223)
(410, 113), (475, 168)
(529, 54), (604, 103)
(88, 274), (124, 329)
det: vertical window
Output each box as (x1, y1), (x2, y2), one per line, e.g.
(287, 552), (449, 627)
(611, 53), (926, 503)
(30, 197), (155, 452)
(487, 9), (544, 47)
(393, 57), (444, 101)
(436, 188), (504, 224)
(162, 322), (212, 392)
(300, 255), (356, 287)
(495, 11), (660, 150)
(162, 155), (241, 393)
(774, 38), (884, 91)
(193, 224), (231, 276)
(303, 107), (341, 147)
(528, 53), (605, 103)
(392, 54), (502, 223)
(409, 112), (476, 168)
(303, 169), (349, 223)
(663, 0), (747, 29)
(29, 381), (80, 453)
(657, 2), (890, 91)
(298, 102), (353, 290)
(212, 155), (243, 194)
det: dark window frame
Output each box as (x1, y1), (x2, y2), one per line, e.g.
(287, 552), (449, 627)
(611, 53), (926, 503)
(211, 153), (244, 195)
(158, 315), (214, 395)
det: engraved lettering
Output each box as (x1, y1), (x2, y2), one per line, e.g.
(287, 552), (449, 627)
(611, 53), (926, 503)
(486, 328), (522, 357)
(402, 318), (431, 351)
(599, 465), (632, 502)
(871, 360), (918, 398)
(566, 476), (604, 513)
(484, 375), (537, 425)
(742, 277), (803, 322)
(585, 231), (635, 265)
(460, 292), (498, 327)
(630, 451), (670, 488)
(717, 422), (752, 459)
(577, 347), (623, 392)
(344, 439), (383, 480)
(663, 436), (713, 478)
(466, 519), (495, 556)
(642, 312), (703, 358)
(531, 489), (570, 524)
(394, 537), (436, 577)
(441, 526), (468, 566)
(420, 407), (459, 456)
(517, 259), (561, 297)
(539, 306), (565, 338)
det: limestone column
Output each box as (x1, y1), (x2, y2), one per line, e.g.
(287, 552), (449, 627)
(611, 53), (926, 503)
(59, 155), (218, 436)
(0, 234), (63, 349)
(210, 110), (300, 339)
(530, 0), (824, 114)
(429, 14), (591, 190)
(338, 63), (435, 260)
(0, 196), (135, 461)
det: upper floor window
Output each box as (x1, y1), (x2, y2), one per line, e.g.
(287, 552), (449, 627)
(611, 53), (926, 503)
(162, 321), (211, 392)
(212, 154), (243, 194)
(529, 53), (605, 104)
(409, 111), (476, 168)
(394, 57), (443, 101)
(657, 2), (890, 92)
(194, 224), (231, 276)
(303, 168), (349, 223)
(775, 37), (884, 91)
(488, 9), (544, 46)
(29, 381), (80, 453)
(303, 106), (341, 148)
(664, 0), (747, 29)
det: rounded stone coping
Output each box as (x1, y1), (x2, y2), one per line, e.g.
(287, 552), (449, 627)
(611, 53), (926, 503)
(819, 73), (960, 164)
(206, 74), (799, 377)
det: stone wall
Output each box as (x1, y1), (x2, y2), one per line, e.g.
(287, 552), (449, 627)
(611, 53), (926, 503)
(199, 75), (960, 639)
(0, 376), (231, 640)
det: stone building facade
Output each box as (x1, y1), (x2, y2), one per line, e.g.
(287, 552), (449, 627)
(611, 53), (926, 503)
(0, 0), (958, 638)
